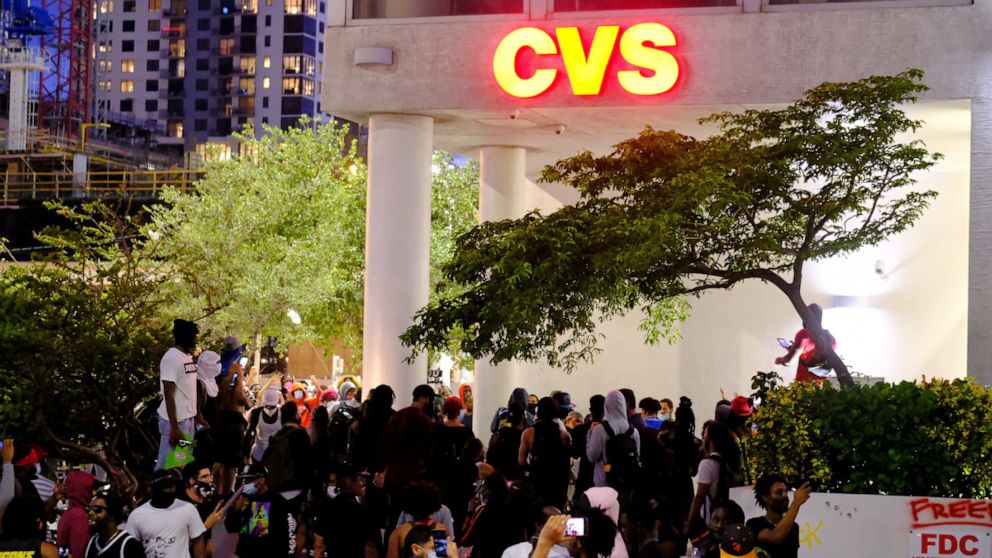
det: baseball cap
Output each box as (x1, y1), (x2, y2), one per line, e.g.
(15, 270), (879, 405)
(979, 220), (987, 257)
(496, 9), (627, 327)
(731, 396), (754, 417)
(222, 336), (242, 353)
(443, 396), (464, 416)
(150, 468), (181, 486)
(262, 388), (281, 407)
(237, 463), (267, 480)
(720, 524), (758, 558)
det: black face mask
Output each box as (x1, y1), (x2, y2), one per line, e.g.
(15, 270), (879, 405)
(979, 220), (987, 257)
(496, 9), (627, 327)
(527, 403), (538, 415)
(195, 482), (215, 499)
(150, 488), (177, 509)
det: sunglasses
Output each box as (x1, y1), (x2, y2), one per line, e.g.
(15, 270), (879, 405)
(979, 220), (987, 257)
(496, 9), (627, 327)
(85, 505), (107, 513)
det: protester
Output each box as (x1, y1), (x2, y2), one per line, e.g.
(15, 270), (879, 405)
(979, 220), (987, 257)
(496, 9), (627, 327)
(386, 482), (449, 558)
(580, 487), (629, 558)
(246, 388), (283, 464)
(691, 499), (746, 558)
(458, 384), (474, 431)
(312, 463), (380, 558)
(775, 302), (837, 383)
(746, 475), (811, 558)
(0, 496), (60, 558)
(486, 401), (526, 481)
(127, 469), (206, 558)
(587, 390), (641, 492)
(659, 399), (674, 422)
(620, 499), (666, 558)
(491, 388), (532, 434)
(459, 472), (517, 558)
(83, 492), (145, 558)
(224, 464), (300, 558)
(157, 319), (200, 471)
(331, 380), (360, 414)
(56, 469), (95, 558)
(518, 397), (571, 510)
(500, 505), (570, 558)
(685, 422), (739, 537)
(262, 402), (314, 498)
(178, 463), (224, 532)
(639, 398), (663, 430)
(403, 524), (459, 558)
(571, 394), (604, 501)
(214, 336), (251, 494)
(381, 385), (436, 489)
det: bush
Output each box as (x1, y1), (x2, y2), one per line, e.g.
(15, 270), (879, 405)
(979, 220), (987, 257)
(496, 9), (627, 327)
(749, 378), (992, 498)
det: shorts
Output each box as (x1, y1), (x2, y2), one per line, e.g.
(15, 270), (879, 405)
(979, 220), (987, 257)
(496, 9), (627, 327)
(215, 410), (248, 467)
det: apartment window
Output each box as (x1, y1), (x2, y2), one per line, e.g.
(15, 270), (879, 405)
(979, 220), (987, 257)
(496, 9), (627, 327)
(195, 99), (208, 111)
(263, 35), (270, 47)
(262, 96), (268, 108)
(261, 117), (268, 125)
(242, 0), (256, 12)
(262, 55), (270, 68)
(121, 59), (135, 72)
(197, 38), (209, 50)
(97, 59), (112, 72)
(281, 77), (299, 95)
(123, 20), (135, 31)
(120, 79), (134, 92)
(198, 0), (209, 8)
(301, 77), (313, 96)
(99, 0), (113, 12)
(147, 39), (160, 51)
(219, 17), (234, 34)
(123, 0), (135, 10)
(145, 99), (158, 112)
(318, 22), (323, 34)
(195, 78), (208, 91)
(148, 19), (160, 31)
(146, 79), (159, 91)
(261, 76), (269, 89)
(195, 119), (207, 131)
(196, 58), (209, 71)
(147, 59), (159, 71)
(170, 39), (186, 57)
(284, 0), (299, 14)
(239, 77), (255, 94)
(98, 80), (112, 92)
(120, 99), (134, 112)
(264, 14), (270, 26)
(239, 55), (255, 74)
(319, 1), (323, 12)
(318, 41), (322, 54)
(98, 41), (112, 53)
(219, 37), (234, 55)
(167, 120), (183, 138)
(282, 56), (300, 74)
(197, 17), (210, 30)
(148, 0), (160, 9)
(122, 40), (134, 52)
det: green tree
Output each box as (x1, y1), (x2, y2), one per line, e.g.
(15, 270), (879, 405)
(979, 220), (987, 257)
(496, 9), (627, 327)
(148, 123), (479, 364)
(0, 201), (171, 493)
(402, 71), (940, 387)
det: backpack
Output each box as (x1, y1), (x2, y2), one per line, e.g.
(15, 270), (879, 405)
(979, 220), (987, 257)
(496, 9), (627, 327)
(327, 406), (357, 453)
(262, 428), (294, 490)
(602, 422), (640, 491)
(705, 453), (745, 502)
(529, 422), (567, 478)
(486, 426), (523, 479)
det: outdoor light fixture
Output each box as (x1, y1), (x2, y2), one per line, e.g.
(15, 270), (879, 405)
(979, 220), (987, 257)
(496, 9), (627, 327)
(287, 309), (302, 325)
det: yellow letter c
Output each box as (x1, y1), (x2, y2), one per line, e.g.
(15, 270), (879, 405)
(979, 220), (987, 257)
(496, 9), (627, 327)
(493, 27), (558, 99)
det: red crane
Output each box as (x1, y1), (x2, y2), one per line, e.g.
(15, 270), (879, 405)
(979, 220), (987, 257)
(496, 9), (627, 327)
(37, 0), (91, 138)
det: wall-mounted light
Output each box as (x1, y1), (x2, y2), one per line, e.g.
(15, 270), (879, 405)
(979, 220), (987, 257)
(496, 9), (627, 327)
(874, 259), (889, 281)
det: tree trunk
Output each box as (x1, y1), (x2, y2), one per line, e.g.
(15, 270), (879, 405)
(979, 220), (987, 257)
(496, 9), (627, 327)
(36, 408), (135, 496)
(253, 331), (262, 372)
(783, 289), (856, 389)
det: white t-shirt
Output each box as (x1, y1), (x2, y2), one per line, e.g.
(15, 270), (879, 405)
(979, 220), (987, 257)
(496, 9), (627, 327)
(158, 347), (198, 421)
(501, 541), (570, 558)
(126, 500), (205, 558)
(695, 454), (722, 525)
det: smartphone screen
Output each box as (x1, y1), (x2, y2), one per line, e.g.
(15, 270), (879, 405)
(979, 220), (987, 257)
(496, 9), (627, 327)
(777, 337), (792, 349)
(239, 356), (249, 368)
(432, 530), (449, 558)
(564, 517), (587, 537)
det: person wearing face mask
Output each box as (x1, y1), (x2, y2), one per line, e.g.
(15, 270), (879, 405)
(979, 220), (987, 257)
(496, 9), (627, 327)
(331, 381), (361, 414)
(246, 388), (284, 463)
(312, 463), (380, 558)
(127, 469), (207, 558)
(224, 464), (300, 558)
(288, 383), (314, 428)
(84, 492), (145, 558)
(659, 399), (674, 424)
(179, 463), (225, 538)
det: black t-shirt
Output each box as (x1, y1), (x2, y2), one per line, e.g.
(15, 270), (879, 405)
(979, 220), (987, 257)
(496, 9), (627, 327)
(83, 531), (145, 558)
(745, 516), (799, 558)
(226, 493), (297, 558)
(312, 494), (380, 557)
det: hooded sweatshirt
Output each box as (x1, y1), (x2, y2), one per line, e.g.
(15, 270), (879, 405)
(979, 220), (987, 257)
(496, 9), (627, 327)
(586, 390), (640, 488)
(57, 470), (95, 558)
(583, 487), (629, 558)
(490, 387), (532, 433)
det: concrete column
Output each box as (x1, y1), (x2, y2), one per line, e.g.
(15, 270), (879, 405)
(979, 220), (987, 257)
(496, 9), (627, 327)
(363, 113), (433, 404)
(474, 146), (527, 439)
(969, 97), (992, 386)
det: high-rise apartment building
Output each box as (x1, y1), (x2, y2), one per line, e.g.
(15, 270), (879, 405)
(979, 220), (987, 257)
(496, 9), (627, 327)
(92, 0), (328, 157)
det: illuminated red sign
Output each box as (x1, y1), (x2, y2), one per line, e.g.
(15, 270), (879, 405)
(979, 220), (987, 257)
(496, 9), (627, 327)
(493, 23), (680, 98)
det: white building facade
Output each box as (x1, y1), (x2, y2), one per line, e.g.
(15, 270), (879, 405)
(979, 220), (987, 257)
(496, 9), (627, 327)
(321, 0), (987, 432)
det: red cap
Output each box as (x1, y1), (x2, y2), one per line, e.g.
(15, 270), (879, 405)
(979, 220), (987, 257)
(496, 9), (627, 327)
(443, 396), (464, 416)
(731, 396), (754, 417)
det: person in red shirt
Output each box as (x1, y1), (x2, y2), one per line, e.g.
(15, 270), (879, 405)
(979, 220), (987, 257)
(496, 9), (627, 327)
(775, 303), (837, 382)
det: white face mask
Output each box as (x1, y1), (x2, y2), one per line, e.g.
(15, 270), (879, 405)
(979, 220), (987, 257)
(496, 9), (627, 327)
(263, 406), (277, 417)
(326, 486), (339, 499)
(293, 390), (304, 399)
(242, 482), (259, 496)
(324, 402), (335, 411)
(659, 413), (671, 422)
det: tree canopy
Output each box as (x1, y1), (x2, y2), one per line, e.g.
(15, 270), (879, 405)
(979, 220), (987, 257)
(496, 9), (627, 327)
(402, 70), (941, 387)
(146, 123), (479, 364)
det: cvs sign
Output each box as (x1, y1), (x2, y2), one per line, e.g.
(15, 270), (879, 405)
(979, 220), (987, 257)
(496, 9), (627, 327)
(909, 531), (990, 558)
(492, 23), (680, 98)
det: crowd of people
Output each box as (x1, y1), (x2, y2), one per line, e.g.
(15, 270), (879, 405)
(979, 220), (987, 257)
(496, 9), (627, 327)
(0, 319), (815, 558)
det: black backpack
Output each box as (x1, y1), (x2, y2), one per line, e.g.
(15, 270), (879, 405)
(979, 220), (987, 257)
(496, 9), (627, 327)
(705, 453), (745, 502)
(487, 426), (523, 479)
(530, 422), (567, 475)
(602, 422), (640, 491)
(327, 406), (357, 453)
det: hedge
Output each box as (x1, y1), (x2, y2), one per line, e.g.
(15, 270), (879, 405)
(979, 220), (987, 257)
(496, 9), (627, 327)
(749, 378), (992, 498)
